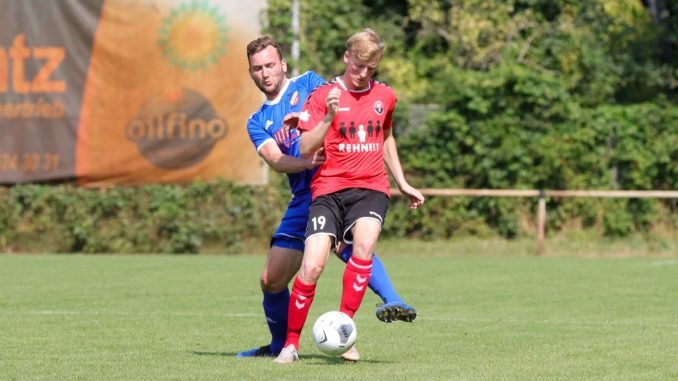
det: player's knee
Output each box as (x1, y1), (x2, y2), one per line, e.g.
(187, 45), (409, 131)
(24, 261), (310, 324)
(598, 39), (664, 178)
(299, 262), (325, 283)
(260, 274), (287, 293)
(350, 240), (375, 260)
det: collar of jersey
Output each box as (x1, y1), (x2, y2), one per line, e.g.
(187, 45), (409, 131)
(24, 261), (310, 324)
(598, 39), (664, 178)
(264, 77), (291, 105)
(336, 77), (372, 93)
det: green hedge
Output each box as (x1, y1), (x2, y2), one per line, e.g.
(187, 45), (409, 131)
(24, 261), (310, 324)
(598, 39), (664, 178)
(2, 177), (675, 253)
(395, 100), (678, 239)
(0, 180), (287, 254)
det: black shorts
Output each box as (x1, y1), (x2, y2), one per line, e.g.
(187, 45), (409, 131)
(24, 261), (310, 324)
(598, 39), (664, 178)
(306, 188), (389, 244)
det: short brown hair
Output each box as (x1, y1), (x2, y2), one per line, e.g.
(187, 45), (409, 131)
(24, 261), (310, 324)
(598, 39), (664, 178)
(346, 28), (384, 62)
(246, 36), (283, 62)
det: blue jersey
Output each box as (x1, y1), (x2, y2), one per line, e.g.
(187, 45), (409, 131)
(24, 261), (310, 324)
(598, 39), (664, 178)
(247, 71), (326, 196)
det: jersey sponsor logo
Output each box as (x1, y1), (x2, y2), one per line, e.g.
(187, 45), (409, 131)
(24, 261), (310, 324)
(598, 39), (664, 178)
(357, 124), (367, 143)
(290, 91), (299, 106)
(338, 120), (382, 140)
(337, 107), (350, 112)
(338, 142), (380, 153)
(373, 100), (384, 115)
(336, 119), (383, 153)
(299, 110), (310, 122)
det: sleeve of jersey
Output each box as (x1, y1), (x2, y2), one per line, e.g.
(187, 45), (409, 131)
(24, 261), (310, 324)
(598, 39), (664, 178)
(382, 92), (398, 130)
(246, 114), (275, 153)
(297, 92), (326, 132)
(307, 71), (326, 89)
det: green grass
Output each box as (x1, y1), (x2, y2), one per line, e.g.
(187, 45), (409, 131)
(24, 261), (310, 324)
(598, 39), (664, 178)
(1, 252), (677, 380)
(378, 234), (678, 257)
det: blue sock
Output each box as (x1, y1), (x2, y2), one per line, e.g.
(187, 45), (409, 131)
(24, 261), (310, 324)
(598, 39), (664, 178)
(338, 246), (403, 304)
(262, 289), (289, 353)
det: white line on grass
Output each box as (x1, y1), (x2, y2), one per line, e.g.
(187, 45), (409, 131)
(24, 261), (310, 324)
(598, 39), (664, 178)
(16, 310), (260, 318)
(420, 316), (678, 328)
(417, 316), (678, 328)
(12, 310), (678, 328)
(650, 259), (678, 266)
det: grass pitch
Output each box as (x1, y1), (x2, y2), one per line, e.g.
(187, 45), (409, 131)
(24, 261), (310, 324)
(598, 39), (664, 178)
(1, 252), (676, 380)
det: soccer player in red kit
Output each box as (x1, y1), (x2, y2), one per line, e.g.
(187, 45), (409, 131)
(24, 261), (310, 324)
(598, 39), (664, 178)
(274, 28), (425, 364)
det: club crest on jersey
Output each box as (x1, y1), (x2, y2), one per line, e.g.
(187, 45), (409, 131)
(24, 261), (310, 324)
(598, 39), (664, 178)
(290, 91), (299, 106)
(373, 101), (384, 115)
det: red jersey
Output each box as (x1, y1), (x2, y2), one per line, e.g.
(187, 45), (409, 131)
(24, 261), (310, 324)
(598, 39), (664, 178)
(298, 77), (396, 199)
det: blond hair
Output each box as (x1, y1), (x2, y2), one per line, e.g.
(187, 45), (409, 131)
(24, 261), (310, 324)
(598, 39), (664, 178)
(345, 28), (385, 62)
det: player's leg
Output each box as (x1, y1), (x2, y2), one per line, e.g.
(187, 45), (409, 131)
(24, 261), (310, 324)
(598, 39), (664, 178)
(337, 245), (397, 302)
(236, 241), (302, 358)
(260, 243), (303, 352)
(334, 216), (381, 363)
(275, 197), (339, 364)
(288, 234), (333, 342)
(338, 189), (389, 318)
(340, 217), (380, 317)
(238, 196), (308, 358)
(275, 235), (333, 364)
(339, 245), (417, 322)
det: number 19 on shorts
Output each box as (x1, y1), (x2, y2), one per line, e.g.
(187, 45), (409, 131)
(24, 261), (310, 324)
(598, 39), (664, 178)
(311, 216), (326, 232)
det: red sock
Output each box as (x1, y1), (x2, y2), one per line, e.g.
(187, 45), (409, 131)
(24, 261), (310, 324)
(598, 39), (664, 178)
(284, 276), (316, 350)
(340, 256), (372, 317)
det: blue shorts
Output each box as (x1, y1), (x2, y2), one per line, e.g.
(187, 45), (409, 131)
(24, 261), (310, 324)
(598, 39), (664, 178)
(270, 193), (312, 252)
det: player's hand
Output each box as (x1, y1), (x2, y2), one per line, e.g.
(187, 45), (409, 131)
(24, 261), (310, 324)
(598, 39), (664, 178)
(399, 183), (425, 209)
(282, 112), (300, 130)
(326, 87), (341, 117)
(308, 147), (327, 168)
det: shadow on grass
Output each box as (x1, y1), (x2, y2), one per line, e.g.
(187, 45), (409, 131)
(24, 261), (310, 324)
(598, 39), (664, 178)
(191, 351), (390, 364)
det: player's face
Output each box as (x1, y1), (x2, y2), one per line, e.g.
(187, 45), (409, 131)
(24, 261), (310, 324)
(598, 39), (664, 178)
(248, 45), (288, 99)
(343, 51), (379, 90)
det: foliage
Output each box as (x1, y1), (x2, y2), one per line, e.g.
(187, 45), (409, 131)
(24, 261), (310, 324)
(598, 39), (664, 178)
(261, 0), (676, 239)
(0, 180), (286, 254)
(263, 0), (369, 78)
(6, 1), (672, 251)
(262, 0), (410, 87)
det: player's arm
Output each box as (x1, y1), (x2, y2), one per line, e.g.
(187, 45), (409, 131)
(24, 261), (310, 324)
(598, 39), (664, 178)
(383, 128), (425, 209)
(248, 112), (324, 173)
(258, 141), (325, 173)
(299, 87), (341, 158)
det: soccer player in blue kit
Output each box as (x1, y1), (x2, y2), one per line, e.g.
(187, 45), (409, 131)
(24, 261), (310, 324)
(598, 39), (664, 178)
(236, 36), (416, 358)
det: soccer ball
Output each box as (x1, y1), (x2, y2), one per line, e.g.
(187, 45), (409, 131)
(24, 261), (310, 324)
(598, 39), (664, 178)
(311, 311), (357, 355)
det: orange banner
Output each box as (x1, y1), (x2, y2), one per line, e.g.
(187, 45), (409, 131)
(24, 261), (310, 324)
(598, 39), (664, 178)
(0, 0), (267, 186)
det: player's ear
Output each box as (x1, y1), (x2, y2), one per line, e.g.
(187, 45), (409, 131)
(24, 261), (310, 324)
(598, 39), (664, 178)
(281, 59), (288, 73)
(343, 51), (349, 65)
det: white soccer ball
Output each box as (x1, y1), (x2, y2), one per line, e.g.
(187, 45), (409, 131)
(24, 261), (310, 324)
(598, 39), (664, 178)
(311, 311), (357, 355)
